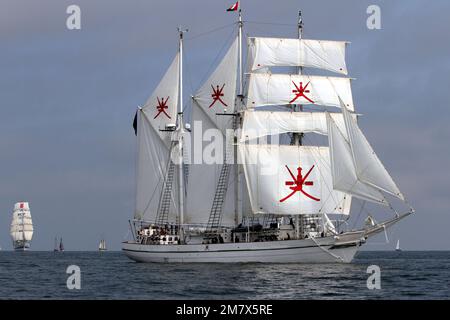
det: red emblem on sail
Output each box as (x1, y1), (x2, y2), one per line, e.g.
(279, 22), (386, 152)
(209, 84), (228, 109)
(154, 96), (171, 119)
(279, 165), (320, 202)
(289, 81), (314, 104)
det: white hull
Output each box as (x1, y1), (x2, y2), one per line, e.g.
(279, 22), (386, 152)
(122, 236), (362, 263)
(122, 213), (411, 264)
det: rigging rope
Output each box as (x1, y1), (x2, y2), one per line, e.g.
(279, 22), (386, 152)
(245, 20), (297, 27)
(310, 236), (344, 262)
(185, 22), (236, 41)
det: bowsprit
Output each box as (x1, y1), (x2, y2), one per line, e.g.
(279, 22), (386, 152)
(154, 96), (171, 119)
(279, 165), (320, 202)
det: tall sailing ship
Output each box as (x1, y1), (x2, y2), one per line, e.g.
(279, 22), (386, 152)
(10, 202), (34, 251)
(122, 7), (414, 263)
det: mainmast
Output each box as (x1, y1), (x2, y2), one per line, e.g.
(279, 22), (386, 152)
(177, 27), (188, 242)
(235, 7), (243, 227)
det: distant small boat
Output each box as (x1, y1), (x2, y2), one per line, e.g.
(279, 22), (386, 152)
(59, 237), (64, 252)
(99, 239), (107, 251)
(53, 236), (59, 252)
(395, 239), (402, 252)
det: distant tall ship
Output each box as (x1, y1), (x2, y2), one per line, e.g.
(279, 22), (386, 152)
(99, 238), (107, 251)
(10, 202), (34, 251)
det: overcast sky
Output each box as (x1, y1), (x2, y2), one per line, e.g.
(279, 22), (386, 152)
(0, 0), (449, 251)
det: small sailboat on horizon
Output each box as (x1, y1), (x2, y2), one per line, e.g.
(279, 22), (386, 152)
(53, 236), (58, 252)
(395, 239), (402, 252)
(59, 237), (64, 252)
(53, 236), (64, 252)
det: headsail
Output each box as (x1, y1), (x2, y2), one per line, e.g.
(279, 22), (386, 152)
(248, 37), (348, 75)
(326, 112), (388, 205)
(239, 144), (351, 216)
(246, 73), (354, 110)
(341, 105), (405, 200)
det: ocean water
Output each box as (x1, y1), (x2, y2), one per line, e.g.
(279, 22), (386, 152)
(0, 251), (448, 299)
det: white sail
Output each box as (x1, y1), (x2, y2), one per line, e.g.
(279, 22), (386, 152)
(135, 110), (178, 221)
(241, 110), (351, 142)
(248, 37), (348, 75)
(341, 105), (404, 200)
(141, 53), (179, 147)
(185, 102), (236, 226)
(323, 213), (337, 234)
(239, 144), (351, 216)
(134, 52), (181, 221)
(193, 37), (238, 133)
(246, 73), (354, 110)
(326, 113), (388, 205)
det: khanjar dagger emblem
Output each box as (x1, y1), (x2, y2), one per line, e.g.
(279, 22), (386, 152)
(289, 81), (314, 104)
(279, 165), (320, 202)
(154, 96), (171, 119)
(209, 84), (228, 109)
